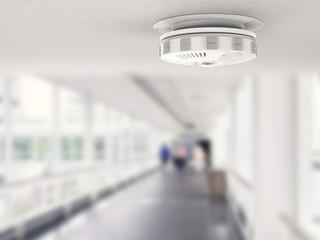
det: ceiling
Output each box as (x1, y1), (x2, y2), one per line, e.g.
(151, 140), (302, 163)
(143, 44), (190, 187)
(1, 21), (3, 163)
(0, 0), (320, 133)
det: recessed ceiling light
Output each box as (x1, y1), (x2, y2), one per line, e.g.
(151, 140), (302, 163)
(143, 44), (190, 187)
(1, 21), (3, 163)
(153, 14), (263, 67)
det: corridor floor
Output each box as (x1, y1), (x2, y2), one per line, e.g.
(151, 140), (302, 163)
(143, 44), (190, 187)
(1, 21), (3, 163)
(38, 167), (241, 240)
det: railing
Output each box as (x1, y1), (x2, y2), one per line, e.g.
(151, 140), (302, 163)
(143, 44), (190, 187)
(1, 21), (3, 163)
(227, 171), (254, 240)
(230, 170), (254, 191)
(280, 215), (316, 240)
(0, 161), (158, 234)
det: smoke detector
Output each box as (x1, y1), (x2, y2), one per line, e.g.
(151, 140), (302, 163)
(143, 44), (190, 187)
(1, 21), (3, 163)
(153, 14), (263, 67)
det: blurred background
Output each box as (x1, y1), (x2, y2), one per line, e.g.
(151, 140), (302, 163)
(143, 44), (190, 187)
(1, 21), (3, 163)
(0, 1), (319, 240)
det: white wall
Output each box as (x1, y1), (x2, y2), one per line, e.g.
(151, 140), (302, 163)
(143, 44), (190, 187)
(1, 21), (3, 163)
(252, 74), (297, 240)
(296, 73), (320, 237)
(212, 77), (256, 239)
(211, 108), (231, 170)
(230, 77), (256, 239)
(212, 74), (301, 240)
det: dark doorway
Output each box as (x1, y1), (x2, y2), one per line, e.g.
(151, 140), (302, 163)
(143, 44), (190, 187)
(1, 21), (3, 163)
(197, 139), (212, 168)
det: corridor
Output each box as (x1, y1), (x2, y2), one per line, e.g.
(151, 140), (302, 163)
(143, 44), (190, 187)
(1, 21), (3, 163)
(37, 168), (241, 240)
(0, 1), (320, 239)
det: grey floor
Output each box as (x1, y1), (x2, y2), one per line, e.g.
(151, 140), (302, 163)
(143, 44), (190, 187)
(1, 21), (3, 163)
(38, 167), (241, 240)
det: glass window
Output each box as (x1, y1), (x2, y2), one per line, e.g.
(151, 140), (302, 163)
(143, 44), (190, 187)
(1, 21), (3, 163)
(59, 87), (85, 161)
(11, 75), (54, 161)
(61, 136), (83, 160)
(94, 137), (105, 160)
(92, 103), (108, 161)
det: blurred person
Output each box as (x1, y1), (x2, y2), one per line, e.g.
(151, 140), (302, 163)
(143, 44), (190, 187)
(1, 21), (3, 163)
(159, 144), (171, 165)
(173, 144), (187, 171)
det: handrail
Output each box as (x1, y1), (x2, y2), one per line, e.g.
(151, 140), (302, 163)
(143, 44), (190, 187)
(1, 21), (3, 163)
(280, 214), (315, 240)
(230, 170), (254, 191)
(0, 166), (158, 238)
(0, 163), (116, 189)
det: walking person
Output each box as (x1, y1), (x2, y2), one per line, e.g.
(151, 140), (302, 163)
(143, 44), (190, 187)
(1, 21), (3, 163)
(173, 144), (187, 171)
(159, 144), (171, 165)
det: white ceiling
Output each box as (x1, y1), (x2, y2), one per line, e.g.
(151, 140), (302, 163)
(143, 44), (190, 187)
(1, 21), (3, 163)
(1, 0), (320, 132)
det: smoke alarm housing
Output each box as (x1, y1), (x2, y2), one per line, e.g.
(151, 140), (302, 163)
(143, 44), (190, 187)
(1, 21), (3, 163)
(153, 14), (263, 67)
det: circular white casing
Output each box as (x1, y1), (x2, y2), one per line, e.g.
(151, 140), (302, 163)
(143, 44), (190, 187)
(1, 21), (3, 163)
(153, 14), (263, 67)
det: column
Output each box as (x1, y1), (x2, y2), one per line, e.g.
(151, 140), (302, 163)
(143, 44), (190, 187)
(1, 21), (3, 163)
(252, 74), (297, 240)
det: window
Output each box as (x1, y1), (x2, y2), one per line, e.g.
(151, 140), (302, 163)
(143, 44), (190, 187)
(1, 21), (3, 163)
(59, 87), (85, 161)
(13, 138), (32, 160)
(11, 75), (54, 161)
(94, 137), (105, 160)
(107, 109), (124, 164)
(92, 103), (108, 161)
